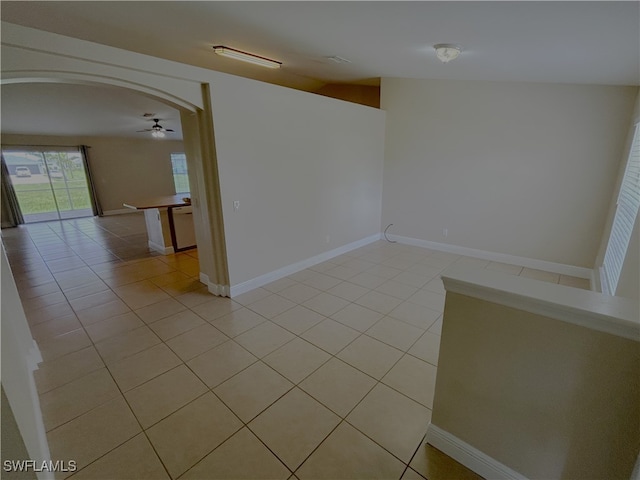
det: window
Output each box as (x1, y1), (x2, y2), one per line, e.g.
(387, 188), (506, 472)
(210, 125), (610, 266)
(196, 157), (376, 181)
(602, 123), (640, 294)
(2, 147), (94, 223)
(171, 153), (190, 194)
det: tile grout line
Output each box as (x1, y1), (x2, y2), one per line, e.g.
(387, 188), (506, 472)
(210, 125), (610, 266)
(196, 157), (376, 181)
(6, 216), (555, 479)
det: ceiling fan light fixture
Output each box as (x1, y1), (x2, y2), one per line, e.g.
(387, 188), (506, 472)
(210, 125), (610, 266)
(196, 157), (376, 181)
(137, 118), (173, 137)
(213, 46), (282, 69)
(434, 44), (462, 63)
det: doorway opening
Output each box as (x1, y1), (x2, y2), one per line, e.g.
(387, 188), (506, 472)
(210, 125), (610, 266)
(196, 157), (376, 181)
(2, 147), (94, 223)
(1, 77), (229, 295)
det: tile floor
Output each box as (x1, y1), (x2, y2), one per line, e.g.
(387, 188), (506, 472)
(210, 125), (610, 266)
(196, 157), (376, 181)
(1, 214), (590, 479)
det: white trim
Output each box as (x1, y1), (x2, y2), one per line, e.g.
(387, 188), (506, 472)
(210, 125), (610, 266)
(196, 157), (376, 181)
(426, 424), (528, 480)
(387, 234), (593, 279)
(200, 272), (230, 297)
(229, 234), (381, 297)
(442, 269), (640, 342)
(102, 208), (140, 216)
(208, 283), (230, 297)
(1, 247), (53, 479)
(148, 240), (174, 255)
(598, 266), (610, 295)
(28, 340), (43, 371)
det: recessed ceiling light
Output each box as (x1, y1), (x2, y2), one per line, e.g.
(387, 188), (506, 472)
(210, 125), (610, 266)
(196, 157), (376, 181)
(213, 46), (282, 69)
(434, 44), (462, 63)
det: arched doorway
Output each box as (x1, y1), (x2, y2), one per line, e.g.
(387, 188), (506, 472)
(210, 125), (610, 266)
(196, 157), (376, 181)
(1, 75), (230, 295)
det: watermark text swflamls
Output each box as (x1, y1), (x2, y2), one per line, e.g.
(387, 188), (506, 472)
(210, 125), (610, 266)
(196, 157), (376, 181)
(3, 460), (77, 473)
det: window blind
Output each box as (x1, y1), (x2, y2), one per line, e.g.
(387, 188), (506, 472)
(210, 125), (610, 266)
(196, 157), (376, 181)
(603, 123), (640, 295)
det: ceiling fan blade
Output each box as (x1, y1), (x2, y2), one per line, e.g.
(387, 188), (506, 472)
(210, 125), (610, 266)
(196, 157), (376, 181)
(136, 119), (174, 133)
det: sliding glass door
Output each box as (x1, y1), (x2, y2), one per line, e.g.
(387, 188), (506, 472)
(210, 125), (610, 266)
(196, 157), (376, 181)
(2, 148), (94, 223)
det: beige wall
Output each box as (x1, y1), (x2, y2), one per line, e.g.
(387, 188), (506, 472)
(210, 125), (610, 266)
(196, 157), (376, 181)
(1, 134), (184, 213)
(1, 23), (387, 289)
(210, 75), (386, 286)
(380, 78), (637, 268)
(433, 292), (640, 479)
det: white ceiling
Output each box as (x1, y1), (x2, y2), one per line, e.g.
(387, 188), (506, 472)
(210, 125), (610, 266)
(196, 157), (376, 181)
(1, 1), (639, 138)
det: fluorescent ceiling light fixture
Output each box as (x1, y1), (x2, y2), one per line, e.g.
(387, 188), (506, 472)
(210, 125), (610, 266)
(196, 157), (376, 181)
(434, 44), (462, 63)
(213, 46), (281, 69)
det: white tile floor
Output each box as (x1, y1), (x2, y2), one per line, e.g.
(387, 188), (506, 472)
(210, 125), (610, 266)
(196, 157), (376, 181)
(2, 214), (590, 479)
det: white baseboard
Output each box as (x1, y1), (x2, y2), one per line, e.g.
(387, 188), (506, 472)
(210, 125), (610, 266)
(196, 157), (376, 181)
(148, 240), (174, 255)
(209, 283), (230, 297)
(28, 340), (43, 370)
(229, 234), (382, 297)
(102, 208), (140, 216)
(426, 424), (527, 480)
(200, 272), (230, 297)
(388, 234), (593, 280)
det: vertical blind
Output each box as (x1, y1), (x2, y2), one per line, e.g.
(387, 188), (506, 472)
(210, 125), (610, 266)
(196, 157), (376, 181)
(603, 123), (640, 295)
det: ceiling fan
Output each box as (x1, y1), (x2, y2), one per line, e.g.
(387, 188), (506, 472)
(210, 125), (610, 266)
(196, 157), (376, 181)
(137, 118), (174, 138)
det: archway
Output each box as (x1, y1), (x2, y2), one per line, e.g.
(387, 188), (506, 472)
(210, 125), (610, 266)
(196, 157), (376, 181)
(1, 74), (230, 295)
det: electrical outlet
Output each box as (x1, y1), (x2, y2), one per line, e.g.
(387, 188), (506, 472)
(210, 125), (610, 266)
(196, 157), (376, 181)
(443, 228), (448, 238)
(233, 201), (240, 212)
